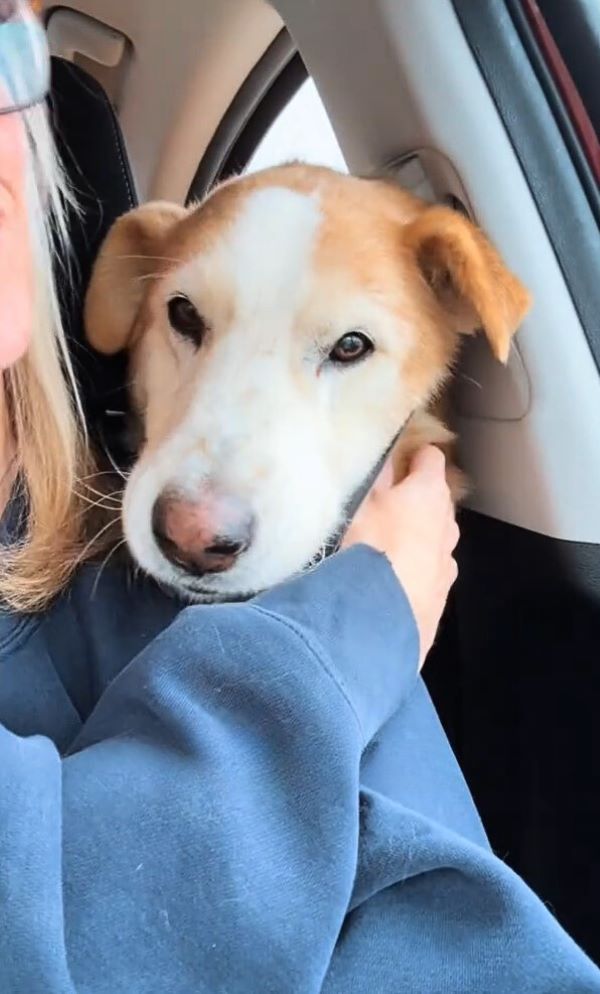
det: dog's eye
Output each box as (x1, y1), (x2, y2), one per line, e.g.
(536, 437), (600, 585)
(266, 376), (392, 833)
(168, 295), (206, 346)
(329, 331), (373, 366)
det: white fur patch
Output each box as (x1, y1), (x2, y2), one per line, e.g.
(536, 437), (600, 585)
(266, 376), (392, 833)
(226, 186), (321, 312)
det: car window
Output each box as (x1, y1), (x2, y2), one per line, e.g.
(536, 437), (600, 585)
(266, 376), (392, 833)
(246, 77), (347, 174)
(528, 0), (600, 184)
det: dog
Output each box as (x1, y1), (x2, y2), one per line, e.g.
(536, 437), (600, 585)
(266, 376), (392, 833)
(84, 164), (531, 602)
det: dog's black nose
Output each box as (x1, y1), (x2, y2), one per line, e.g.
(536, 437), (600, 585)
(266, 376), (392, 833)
(152, 493), (255, 576)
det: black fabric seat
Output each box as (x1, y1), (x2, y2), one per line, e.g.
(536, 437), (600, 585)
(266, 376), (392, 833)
(49, 57), (137, 464)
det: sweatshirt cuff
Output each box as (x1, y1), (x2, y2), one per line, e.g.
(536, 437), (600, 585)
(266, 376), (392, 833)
(252, 545), (419, 745)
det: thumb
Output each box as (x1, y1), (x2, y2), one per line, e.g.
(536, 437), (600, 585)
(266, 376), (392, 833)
(410, 445), (446, 479)
(371, 456), (394, 496)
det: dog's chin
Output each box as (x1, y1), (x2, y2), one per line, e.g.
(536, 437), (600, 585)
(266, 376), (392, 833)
(123, 488), (349, 603)
(136, 556), (260, 604)
(165, 576), (260, 605)
(131, 535), (335, 605)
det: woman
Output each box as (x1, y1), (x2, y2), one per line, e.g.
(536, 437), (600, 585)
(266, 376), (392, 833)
(1, 5), (599, 992)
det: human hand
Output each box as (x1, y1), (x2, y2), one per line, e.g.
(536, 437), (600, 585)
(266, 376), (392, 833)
(342, 446), (459, 669)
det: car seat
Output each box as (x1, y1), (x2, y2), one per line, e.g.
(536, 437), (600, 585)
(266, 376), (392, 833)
(48, 56), (137, 466)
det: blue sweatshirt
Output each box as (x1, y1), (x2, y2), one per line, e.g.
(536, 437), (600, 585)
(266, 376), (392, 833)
(0, 544), (598, 993)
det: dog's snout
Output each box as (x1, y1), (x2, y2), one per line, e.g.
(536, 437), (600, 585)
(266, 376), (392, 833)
(204, 537), (247, 558)
(152, 491), (254, 577)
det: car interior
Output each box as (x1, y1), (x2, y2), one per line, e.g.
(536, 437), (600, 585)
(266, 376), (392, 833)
(41, 0), (600, 963)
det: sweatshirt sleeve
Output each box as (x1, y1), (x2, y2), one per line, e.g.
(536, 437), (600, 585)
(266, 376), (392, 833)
(0, 545), (417, 994)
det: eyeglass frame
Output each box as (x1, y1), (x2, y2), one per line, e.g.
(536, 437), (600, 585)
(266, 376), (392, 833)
(0, 0), (50, 116)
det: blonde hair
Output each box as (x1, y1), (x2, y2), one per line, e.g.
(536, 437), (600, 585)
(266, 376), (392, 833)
(0, 102), (94, 612)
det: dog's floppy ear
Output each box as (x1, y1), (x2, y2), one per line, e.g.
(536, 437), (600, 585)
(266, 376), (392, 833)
(85, 201), (187, 355)
(403, 205), (531, 363)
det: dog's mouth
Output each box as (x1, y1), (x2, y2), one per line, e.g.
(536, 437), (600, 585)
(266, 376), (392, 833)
(166, 574), (258, 603)
(154, 557), (259, 603)
(143, 417), (410, 603)
(154, 544), (320, 605)
(150, 530), (316, 604)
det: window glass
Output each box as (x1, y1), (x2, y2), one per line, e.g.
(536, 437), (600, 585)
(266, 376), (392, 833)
(530, 0), (600, 182)
(246, 78), (347, 174)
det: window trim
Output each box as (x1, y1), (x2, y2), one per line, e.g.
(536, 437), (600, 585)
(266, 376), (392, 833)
(452, 0), (600, 371)
(520, 0), (600, 185)
(187, 30), (307, 203)
(537, 0), (600, 140)
(505, 0), (600, 199)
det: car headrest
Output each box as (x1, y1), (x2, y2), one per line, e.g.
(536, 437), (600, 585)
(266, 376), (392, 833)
(49, 56), (137, 464)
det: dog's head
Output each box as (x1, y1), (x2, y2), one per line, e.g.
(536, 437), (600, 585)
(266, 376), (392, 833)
(85, 164), (530, 601)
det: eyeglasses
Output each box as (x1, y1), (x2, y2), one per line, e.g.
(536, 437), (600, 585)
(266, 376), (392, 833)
(0, 0), (50, 115)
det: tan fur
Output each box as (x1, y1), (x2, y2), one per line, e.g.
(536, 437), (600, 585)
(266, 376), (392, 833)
(402, 204), (531, 364)
(85, 201), (187, 355)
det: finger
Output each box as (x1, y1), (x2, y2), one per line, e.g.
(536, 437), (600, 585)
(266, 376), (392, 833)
(346, 460), (391, 529)
(342, 485), (375, 545)
(341, 511), (365, 548)
(447, 519), (460, 552)
(371, 456), (394, 496)
(443, 490), (454, 521)
(410, 444), (446, 479)
(446, 500), (459, 528)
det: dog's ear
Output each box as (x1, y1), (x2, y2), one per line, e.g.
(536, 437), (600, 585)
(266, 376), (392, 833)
(403, 205), (531, 363)
(85, 201), (187, 355)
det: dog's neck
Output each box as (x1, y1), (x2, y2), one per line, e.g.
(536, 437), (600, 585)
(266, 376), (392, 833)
(309, 411), (414, 569)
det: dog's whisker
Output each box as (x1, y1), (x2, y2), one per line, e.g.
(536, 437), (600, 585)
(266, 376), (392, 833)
(129, 562), (144, 591)
(114, 254), (184, 265)
(80, 471), (125, 480)
(79, 503), (122, 518)
(75, 491), (123, 512)
(460, 373), (483, 390)
(135, 272), (165, 284)
(78, 480), (123, 503)
(78, 511), (122, 529)
(100, 442), (129, 483)
(78, 494), (121, 511)
(78, 479), (123, 498)
(91, 539), (127, 598)
(76, 518), (123, 567)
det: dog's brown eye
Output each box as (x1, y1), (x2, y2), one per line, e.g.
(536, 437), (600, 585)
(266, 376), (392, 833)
(329, 331), (373, 365)
(168, 295), (206, 346)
